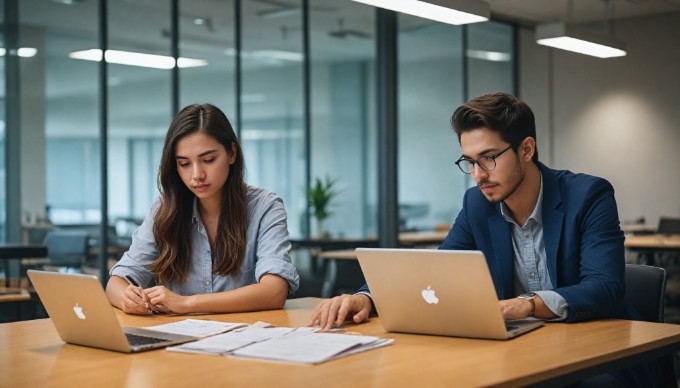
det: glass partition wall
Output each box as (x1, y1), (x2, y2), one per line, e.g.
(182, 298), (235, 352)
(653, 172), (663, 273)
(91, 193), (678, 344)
(19, 0), (100, 228)
(397, 17), (464, 231)
(241, 0), (305, 237)
(310, 0), (377, 238)
(4, 1), (516, 276)
(0, 0), (5, 242)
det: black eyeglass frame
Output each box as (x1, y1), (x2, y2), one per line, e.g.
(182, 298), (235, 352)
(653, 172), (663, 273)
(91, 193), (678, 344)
(454, 144), (515, 174)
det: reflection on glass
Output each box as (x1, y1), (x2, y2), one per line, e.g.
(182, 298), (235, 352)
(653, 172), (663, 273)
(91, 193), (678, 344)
(467, 21), (515, 97)
(241, 0), (305, 237)
(108, 2), (171, 221)
(398, 16), (464, 231)
(179, 0), (235, 116)
(310, 0), (377, 238)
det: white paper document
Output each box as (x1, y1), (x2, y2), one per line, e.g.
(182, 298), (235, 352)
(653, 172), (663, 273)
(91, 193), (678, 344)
(168, 326), (393, 364)
(230, 331), (393, 364)
(144, 319), (247, 337)
(168, 326), (294, 355)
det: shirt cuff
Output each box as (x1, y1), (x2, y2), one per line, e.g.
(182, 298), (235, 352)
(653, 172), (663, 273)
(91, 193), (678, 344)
(354, 292), (377, 315)
(535, 290), (569, 321)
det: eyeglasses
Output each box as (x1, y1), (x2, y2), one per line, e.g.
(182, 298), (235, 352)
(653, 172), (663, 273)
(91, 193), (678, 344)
(454, 144), (514, 174)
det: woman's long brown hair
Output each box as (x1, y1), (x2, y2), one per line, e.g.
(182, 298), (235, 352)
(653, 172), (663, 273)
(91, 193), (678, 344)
(150, 104), (247, 285)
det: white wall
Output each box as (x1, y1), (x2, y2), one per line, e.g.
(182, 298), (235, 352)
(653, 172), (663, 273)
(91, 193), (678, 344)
(519, 12), (680, 226)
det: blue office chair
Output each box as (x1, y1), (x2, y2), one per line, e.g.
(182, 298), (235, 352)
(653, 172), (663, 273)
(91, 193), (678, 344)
(624, 264), (678, 387)
(43, 230), (90, 272)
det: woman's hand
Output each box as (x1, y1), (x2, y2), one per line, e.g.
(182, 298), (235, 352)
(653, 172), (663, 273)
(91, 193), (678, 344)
(144, 286), (190, 314)
(120, 284), (154, 315)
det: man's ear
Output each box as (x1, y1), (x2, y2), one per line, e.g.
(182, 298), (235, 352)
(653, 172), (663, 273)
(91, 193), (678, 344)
(521, 137), (536, 161)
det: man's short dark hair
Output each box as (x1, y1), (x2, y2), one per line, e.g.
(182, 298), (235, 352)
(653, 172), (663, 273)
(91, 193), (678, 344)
(451, 92), (538, 163)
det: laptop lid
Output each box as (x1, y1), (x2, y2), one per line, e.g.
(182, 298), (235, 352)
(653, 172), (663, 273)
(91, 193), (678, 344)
(27, 270), (195, 352)
(355, 248), (542, 340)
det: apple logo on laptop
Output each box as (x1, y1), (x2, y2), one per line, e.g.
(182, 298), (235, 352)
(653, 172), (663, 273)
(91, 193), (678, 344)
(73, 303), (86, 320)
(421, 286), (439, 304)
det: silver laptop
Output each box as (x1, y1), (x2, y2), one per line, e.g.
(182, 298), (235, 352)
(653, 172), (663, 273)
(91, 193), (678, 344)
(356, 248), (543, 340)
(28, 270), (197, 352)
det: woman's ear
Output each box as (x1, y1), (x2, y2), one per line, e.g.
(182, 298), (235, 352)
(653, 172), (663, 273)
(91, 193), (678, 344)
(227, 142), (238, 165)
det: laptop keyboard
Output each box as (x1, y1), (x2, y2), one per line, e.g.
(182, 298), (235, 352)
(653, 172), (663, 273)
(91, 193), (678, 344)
(125, 333), (169, 346)
(505, 324), (519, 332)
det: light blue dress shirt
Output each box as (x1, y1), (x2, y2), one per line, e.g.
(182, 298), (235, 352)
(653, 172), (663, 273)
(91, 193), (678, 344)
(499, 177), (569, 320)
(110, 186), (299, 296)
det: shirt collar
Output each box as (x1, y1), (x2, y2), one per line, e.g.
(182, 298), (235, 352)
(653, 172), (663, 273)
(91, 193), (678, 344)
(500, 174), (543, 227)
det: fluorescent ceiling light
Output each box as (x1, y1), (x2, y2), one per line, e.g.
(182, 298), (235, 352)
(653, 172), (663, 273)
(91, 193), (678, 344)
(256, 7), (300, 19)
(352, 0), (488, 25)
(250, 50), (303, 62)
(466, 49), (511, 62)
(223, 48), (303, 63)
(18, 48), (38, 57)
(68, 49), (208, 69)
(536, 22), (626, 59)
(0, 47), (38, 57)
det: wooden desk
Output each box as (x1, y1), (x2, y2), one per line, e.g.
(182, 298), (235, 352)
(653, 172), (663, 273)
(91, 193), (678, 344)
(625, 234), (680, 266)
(2, 298), (679, 387)
(292, 231), (448, 249)
(398, 230), (449, 246)
(0, 244), (48, 288)
(293, 231), (448, 279)
(319, 249), (360, 260)
(0, 288), (30, 303)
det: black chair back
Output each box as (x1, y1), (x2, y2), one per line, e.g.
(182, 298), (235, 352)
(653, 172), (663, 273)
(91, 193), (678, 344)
(624, 264), (677, 387)
(625, 264), (666, 323)
(658, 217), (680, 235)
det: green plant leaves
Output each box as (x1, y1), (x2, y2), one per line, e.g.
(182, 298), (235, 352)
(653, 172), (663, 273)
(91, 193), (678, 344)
(306, 176), (339, 222)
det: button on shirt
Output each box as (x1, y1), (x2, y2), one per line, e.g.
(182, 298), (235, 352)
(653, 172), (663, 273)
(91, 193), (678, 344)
(110, 186), (299, 296)
(499, 177), (568, 320)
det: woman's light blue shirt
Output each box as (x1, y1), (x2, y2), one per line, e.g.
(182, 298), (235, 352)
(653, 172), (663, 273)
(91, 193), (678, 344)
(110, 186), (299, 296)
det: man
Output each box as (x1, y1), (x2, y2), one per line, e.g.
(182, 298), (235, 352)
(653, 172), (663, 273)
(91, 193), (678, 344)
(308, 92), (659, 386)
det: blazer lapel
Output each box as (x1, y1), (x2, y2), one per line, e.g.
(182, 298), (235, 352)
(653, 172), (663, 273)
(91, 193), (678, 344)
(540, 164), (564, 286)
(488, 212), (514, 299)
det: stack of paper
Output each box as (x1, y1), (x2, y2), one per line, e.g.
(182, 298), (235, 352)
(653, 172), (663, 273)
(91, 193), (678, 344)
(231, 330), (393, 364)
(168, 326), (295, 355)
(143, 319), (247, 337)
(168, 326), (393, 364)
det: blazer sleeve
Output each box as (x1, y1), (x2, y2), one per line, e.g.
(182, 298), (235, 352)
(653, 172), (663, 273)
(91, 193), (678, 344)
(440, 189), (478, 251)
(554, 179), (626, 322)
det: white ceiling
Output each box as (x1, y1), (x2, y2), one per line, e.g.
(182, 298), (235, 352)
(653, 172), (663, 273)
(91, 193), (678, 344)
(488, 0), (680, 25)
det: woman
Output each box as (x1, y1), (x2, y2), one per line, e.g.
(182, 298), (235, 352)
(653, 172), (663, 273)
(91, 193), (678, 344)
(106, 103), (299, 315)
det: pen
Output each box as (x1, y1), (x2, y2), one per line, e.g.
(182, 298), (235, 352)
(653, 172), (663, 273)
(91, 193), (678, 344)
(124, 275), (157, 315)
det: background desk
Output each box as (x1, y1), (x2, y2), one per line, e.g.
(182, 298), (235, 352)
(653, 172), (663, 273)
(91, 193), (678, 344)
(2, 298), (680, 387)
(0, 244), (48, 288)
(625, 234), (680, 266)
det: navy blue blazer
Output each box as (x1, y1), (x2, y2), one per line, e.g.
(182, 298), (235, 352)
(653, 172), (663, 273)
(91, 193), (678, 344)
(359, 162), (634, 322)
(358, 163), (659, 384)
(440, 162), (632, 322)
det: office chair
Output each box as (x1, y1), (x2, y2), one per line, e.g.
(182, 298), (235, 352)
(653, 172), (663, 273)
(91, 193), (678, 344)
(43, 230), (90, 273)
(624, 264), (678, 387)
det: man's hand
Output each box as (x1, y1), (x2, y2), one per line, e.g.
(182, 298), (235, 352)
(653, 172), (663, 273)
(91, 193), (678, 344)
(307, 294), (372, 331)
(499, 298), (533, 320)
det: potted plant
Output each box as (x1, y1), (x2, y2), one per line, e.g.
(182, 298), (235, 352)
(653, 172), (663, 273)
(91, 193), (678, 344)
(306, 176), (339, 238)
